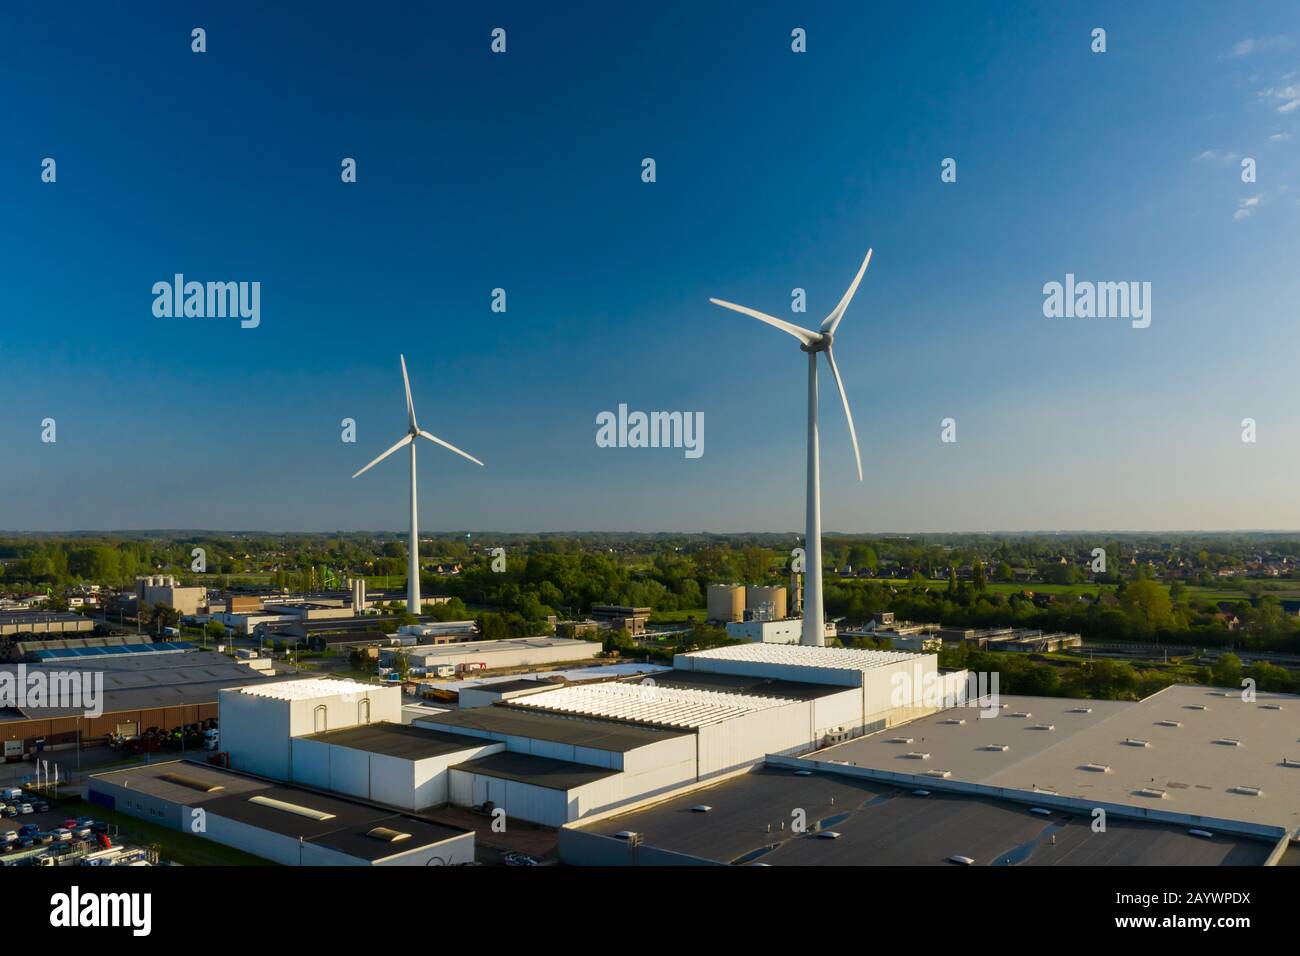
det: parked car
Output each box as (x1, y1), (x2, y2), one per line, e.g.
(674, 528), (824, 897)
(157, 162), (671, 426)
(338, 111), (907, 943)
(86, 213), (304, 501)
(18, 804), (33, 815)
(32, 802), (49, 813)
(76, 817), (95, 828)
(1, 806), (16, 818)
(17, 836), (33, 849)
(53, 828), (72, 842)
(34, 832), (53, 845)
(503, 851), (540, 866)
(19, 824), (39, 837)
(2, 830), (16, 842)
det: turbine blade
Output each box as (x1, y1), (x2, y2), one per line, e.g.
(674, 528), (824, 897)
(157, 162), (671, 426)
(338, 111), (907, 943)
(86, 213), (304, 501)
(709, 298), (818, 347)
(418, 430), (485, 467)
(825, 347), (863, 481)
(351, 434), (414, 479)
(820, 248), (873, 334)
(400, 354), (418, 432)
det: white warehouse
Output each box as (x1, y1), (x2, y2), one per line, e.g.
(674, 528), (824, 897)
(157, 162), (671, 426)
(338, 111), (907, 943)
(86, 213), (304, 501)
(218, 678), (401, 780)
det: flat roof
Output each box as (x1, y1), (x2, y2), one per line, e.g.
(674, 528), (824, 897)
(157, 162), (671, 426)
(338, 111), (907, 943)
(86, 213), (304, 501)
(232, 678), (380, 701)
(638, 670), (849, 701)
(451, 751), (619, 791)
(1, 652), (283, 718)
(302, 722), (486, 760)
(421, 705), (687, 751)
(463, 678), (561, 695)
(90, 760), (468, 862)
(403, 636), (598, 656)
(577, 766), (1274, 866)
(508, 681), (800, 729)
(679, 643), (922, 671)
(816, 684), (1300, 833)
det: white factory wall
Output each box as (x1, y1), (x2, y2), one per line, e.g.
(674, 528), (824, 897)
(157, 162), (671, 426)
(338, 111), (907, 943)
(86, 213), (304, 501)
(812, 687), (867, 737)
(406, 641), (602, 670)
(696, 700), (815, 778)
(218, 691), (292, 780)
(285, 686), (401, 736)
(449, 770), (572, 827)
(289, 735), (504, 810)
(202, 811), (474, 866)
(863, 655), (940, 726)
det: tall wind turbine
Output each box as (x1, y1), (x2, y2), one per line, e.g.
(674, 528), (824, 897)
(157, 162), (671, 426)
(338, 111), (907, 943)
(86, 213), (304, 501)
(352, 355), (484, 614)
(710, 250), (871, 646)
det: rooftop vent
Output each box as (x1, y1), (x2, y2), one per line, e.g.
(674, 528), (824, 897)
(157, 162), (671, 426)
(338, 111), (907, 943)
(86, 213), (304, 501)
(1134, 787), (1167, 799)
(940, 718), (966, 725)
(1230, 786), (1262, 797)
(902, 752), (931, 760)
(1213, 738), (1242, 747)
(1282, 758), (1300, 768)
(247, 795), (336, 821)
(979, 744), (1010, 752)
(1029, 807), (1052, 816)
(1185, 704), (1208, 711)
(1010, 712), (1032, 718)
(794, 770), (813, 776)
(1081, 763), (1110, 773)
(886, 737), (914, 744)
(1188, 829), (1214, 839)
(1156, 720), (1182, 727)
(1123, 738), (1150, 748)
(1259, 704), (1283, 711)
(911, 789), (931, 797)
(689, 805), (713, 813)
(1028, 724), (1056, 731)
(924, 769), (952, 779)
(1067, 707), (1093, 714)
(365, 827), (411, 843)
(817, 830), (842, 840)
(948, 855), (975, 866)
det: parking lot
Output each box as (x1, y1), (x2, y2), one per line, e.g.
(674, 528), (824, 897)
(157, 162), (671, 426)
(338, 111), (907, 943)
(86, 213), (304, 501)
(0, 795), (117, 866)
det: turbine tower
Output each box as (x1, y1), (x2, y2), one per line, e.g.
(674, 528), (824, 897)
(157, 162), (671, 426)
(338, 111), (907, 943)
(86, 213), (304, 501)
(711, 250), (870, 646)
(352, 355), (484, 614)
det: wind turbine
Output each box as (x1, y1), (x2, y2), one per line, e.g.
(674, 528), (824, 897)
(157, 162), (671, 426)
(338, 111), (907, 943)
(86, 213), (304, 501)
(710, 249), (871, 646)
(352, 355), (484, 614)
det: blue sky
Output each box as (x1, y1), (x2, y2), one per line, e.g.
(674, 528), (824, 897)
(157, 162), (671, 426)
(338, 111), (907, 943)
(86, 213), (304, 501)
(1, 1), (1298, 533)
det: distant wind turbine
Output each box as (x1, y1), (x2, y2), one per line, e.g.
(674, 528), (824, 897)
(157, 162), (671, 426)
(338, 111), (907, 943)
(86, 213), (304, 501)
(710, 249), (871, 646)
(352, 355), (484, 614)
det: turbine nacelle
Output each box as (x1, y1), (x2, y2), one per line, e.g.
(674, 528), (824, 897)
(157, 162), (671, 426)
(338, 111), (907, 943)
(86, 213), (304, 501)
(710, 248), (871, 482)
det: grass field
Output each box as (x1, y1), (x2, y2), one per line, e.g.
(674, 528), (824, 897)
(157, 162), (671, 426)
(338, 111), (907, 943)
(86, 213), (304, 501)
(61, 798), (275, 866)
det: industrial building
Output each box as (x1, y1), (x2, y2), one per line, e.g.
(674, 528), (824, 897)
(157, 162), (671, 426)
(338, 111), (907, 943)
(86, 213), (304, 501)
(87, 760), (475, 866)
(707, 584), (790, 624)
(137, 575), (207, 616)
(207, 644), (942, 830)
(809, 684), (1300, 836)
(590, 605), (651, 636)
(378, 636), (602, 672)
(0, 652), (281, 754)
(559, 765), (1284, 866)
(0, 610), (95, 639)
(217, 678), (402, 780)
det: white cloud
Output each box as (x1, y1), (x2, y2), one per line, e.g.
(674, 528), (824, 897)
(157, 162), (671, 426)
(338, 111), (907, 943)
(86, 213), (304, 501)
(1268, 132), (1292, 141)
(1258, 82), (1300, 113)
(1195, 148), (1240, 163)
(1234, 194), (1262, 220)
(1228, 35), (1294, 58)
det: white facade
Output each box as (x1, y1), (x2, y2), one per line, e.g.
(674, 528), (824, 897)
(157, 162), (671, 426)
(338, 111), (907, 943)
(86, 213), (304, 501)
(290, 734), (502, 810)
(218, 679), (401, 780)
(384, 636), (602, 671)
